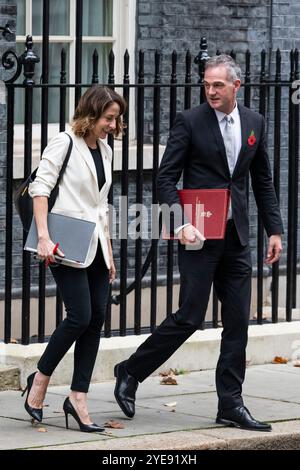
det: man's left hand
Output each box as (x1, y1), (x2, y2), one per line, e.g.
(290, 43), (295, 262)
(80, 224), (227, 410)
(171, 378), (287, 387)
(265, 234), (282, 264)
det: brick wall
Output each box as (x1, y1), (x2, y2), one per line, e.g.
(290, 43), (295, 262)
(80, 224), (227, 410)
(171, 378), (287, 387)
(138, 0), (271, 58)
(272, 0), (300, 50)
(137, 0), (272, 143)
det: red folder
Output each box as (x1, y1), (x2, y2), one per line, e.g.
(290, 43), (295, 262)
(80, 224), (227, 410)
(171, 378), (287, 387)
(162, 189), (230, 240)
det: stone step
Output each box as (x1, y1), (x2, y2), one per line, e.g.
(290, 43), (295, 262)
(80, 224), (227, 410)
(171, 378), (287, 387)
(0, 365), (20, 391)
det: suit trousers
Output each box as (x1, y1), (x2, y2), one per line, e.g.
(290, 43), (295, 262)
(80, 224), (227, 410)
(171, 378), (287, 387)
(126, 220), (252, 410)
(38, 243), (110, 392)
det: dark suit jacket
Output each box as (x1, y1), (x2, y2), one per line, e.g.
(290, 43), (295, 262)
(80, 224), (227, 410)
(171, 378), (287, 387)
(157, 102), (284, 246)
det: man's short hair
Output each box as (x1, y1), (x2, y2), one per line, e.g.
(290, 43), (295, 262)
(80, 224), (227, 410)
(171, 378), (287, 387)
(205, 54), (242, 82)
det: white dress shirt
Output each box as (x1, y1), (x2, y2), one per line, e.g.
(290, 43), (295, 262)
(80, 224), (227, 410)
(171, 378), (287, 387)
(214, 103), (242, 219)
(214, 103), (242, 175)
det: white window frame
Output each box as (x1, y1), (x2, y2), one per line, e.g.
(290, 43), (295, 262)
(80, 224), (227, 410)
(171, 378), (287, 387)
(14, 0), (137, 177)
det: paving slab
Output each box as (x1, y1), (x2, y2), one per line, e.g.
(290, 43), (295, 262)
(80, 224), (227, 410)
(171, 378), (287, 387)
(42, 407), (215, 437)
(243, 363), (300, 403)
(136, 391), (218, 417)
(241, 396), (300, 422)
(0, 389), (119, 421)
(2, 366), (300, 450)
(49, 370), (216, 400)
(0, 416), (111, 450)
(135, 391), (300, 422)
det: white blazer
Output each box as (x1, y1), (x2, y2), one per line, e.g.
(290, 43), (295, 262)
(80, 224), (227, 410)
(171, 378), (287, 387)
(28, 129), (112, 269)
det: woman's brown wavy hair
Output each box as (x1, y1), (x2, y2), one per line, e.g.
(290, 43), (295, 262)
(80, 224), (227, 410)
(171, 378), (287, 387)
(72, 86), (126, 138)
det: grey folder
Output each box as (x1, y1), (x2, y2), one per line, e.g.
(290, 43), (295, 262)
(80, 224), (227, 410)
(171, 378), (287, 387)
(24, 212), (96, 265)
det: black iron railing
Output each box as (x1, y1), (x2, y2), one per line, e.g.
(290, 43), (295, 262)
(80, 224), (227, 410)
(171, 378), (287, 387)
(1, 13), (299, 344)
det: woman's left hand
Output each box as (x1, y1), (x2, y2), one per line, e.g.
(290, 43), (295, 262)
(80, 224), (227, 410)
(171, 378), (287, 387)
(109, 259), (116, 284)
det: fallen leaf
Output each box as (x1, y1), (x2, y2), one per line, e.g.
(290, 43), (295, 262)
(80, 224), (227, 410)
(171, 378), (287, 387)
(104, 420), (125, 429)
(159, 369), (174, 377)
(10, 338), (18, 344)
(52, 410), (62, 414)
(160, 368), (180, 377)
(43, 404), (49, 407)
(164, 401), (177, 407)
(272, 356), (288, 364)
(160, 376), (178, 385)
(37, 427), (47, 433)
(293, 360), (300, 367)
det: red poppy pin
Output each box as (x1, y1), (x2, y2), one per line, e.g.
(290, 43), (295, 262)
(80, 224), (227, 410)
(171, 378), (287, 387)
(248, 130), (256, 146)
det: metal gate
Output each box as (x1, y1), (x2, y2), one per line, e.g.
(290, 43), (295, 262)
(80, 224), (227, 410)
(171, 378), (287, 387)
(1, 31), (299, 344)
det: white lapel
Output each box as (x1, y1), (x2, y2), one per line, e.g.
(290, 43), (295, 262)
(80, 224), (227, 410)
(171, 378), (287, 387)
(98, 138), (112, 198)
(67, 130), (112, 199)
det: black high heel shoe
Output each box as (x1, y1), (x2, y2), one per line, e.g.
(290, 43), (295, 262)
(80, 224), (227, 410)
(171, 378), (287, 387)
(21, 372), (43, 422)
(63, 397), (104, 433)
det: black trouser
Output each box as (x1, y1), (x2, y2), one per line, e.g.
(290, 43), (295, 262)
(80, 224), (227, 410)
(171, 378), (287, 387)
(38, 244), (110, 393)
(126, 220), (252, 410)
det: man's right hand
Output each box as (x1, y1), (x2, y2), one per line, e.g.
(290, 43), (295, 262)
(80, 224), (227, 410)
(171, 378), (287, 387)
(178, 225), (206, 245)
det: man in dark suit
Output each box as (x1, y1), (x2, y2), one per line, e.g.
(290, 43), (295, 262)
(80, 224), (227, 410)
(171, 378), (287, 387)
(114, 55), (283, 431)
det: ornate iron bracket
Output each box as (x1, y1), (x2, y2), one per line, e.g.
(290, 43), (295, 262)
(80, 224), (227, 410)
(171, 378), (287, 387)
(2, 35), (40, 84)
(0, 22), (14, 40)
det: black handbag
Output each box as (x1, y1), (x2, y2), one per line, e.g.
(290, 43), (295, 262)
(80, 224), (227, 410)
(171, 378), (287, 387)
(14, 133), (73, 232)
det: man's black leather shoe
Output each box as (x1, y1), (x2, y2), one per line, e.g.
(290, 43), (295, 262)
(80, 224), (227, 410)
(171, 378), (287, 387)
(114, 361), (139, 418)
(216, 405), (272, 432)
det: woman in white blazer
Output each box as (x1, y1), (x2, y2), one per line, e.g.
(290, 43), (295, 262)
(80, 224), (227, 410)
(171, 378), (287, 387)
(23, 86), (126, 432)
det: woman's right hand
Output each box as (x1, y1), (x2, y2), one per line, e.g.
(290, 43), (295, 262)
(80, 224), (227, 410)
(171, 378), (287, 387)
(37, 236), (65, 264)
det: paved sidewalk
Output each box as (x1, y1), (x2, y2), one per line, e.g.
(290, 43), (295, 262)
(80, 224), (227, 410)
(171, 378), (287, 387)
(1, 363), (300, 450)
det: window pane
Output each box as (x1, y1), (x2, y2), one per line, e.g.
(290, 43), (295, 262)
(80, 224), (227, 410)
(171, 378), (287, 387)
(15, 42), (70, 125)
(82, 43), (111, 84)
(83, 0), (113, 36)
(16, 0), (26, 35)
(32, 0), (70, 35)
(32, 0), (43, 35)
